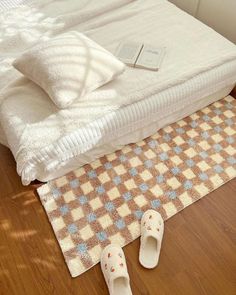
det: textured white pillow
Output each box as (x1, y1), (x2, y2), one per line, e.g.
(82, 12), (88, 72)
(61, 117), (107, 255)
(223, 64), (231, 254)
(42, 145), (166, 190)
(13, 31), (125, 108)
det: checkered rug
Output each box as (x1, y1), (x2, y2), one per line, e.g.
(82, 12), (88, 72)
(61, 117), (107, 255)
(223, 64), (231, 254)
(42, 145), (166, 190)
(37, 96), (236, 277)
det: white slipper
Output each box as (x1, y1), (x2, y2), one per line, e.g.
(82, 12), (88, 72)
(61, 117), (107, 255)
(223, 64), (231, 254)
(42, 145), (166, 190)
(101, 244), (132, 295)
(139, 209), (164, 269)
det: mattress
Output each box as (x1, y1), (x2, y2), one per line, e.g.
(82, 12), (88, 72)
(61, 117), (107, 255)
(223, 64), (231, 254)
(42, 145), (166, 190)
(0, 0), (236, 185)
(19, 87), (236, 181)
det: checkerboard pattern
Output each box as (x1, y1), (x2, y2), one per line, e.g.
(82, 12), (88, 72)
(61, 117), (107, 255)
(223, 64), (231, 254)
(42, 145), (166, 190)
(37, 96), (236, 277)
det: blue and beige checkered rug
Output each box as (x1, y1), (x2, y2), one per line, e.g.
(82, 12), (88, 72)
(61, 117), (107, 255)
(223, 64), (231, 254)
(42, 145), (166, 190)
(38, 96), (236, 277)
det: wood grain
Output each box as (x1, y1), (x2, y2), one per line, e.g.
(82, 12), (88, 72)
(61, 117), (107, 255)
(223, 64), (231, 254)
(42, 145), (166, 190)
(231, 86), (236, 98)
(0, 92), (235, 294)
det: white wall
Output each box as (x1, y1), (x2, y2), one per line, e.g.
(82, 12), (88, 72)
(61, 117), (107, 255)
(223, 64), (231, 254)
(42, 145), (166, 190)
(197, 0), (236, 44)
(169, 0), (199, 16)
(169, 0), (236, 44)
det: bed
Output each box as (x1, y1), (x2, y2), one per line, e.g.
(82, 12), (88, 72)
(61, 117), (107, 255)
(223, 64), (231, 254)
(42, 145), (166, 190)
(0, 0), (236, 185)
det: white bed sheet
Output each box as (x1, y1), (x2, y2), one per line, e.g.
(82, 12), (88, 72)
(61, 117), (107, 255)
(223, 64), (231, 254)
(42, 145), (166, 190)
(26, 87), (236, 182)
(0, 0), (236, 184)
(0, 84), (234, 152)
(0, 81), (235, 182)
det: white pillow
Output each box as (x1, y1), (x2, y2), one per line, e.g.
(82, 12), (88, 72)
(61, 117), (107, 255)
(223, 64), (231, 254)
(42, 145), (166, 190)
(13, 31), (125, 108)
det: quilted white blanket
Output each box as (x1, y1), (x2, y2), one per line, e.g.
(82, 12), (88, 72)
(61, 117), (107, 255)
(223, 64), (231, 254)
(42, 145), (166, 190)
(0, 0), (236, 184)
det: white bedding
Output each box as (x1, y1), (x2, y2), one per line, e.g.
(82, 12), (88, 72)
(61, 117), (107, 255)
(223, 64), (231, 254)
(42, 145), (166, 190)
(0, 0), (236, 185)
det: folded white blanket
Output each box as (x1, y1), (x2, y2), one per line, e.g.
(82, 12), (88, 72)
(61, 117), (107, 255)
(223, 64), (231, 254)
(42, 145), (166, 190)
(0, 0), (236, 184)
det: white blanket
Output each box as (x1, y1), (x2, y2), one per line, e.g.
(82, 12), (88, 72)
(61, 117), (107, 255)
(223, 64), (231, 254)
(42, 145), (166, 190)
(0, 0), (236, 184)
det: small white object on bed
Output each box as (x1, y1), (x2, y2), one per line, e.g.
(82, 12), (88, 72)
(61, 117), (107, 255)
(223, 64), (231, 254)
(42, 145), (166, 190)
(0, 0), (236, 185)
(13, 31), (125, 109)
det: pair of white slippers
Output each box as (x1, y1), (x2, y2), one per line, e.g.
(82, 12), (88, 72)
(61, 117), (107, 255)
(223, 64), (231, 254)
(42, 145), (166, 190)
(101, 210), (164, 295)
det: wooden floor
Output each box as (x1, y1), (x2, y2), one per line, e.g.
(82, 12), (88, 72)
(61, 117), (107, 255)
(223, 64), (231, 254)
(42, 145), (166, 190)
(0, 93), (236, 295)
